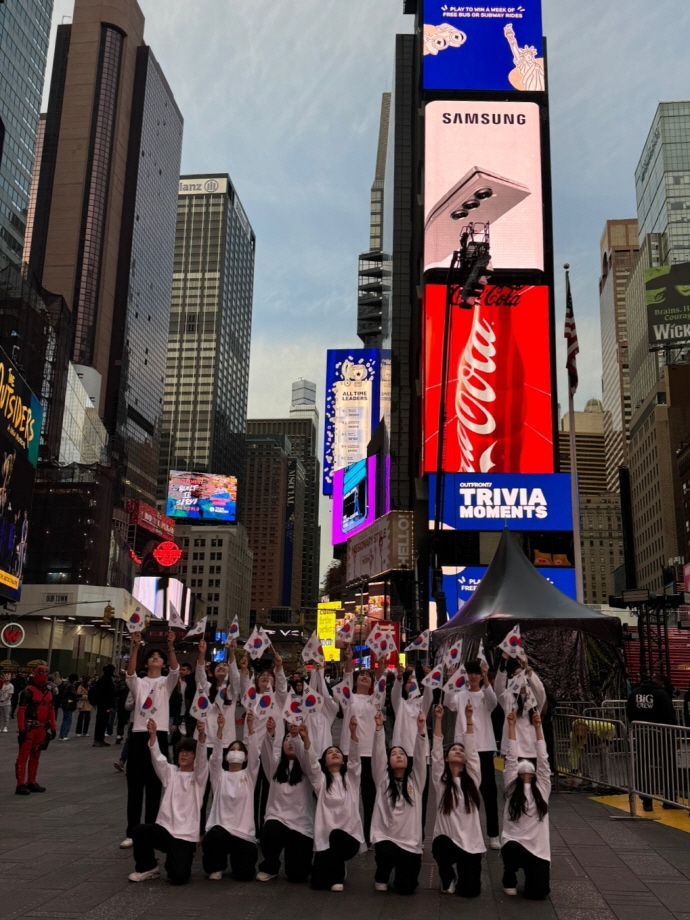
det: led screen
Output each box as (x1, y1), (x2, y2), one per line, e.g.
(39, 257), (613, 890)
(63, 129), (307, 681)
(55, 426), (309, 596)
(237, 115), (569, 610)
(424, 101), (543, 273)
(646, 263), (690, 347)
(132, 576), (193, 625)
(166, 471), (237, 522)
(331, 456), (377, 545)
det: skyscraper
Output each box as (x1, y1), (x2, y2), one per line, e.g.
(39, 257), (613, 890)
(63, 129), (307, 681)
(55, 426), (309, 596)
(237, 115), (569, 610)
(0, 0), (53, 264)
(158, 175), (255, 500)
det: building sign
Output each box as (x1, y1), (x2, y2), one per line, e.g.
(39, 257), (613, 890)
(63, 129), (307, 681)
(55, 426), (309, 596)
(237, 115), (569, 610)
(323, 349), (381, 495)
(424, 101), (544, 273)
(0, 622), (25, 648)
(152, 541), (182, 568)
(282, 459), (298, 607)
(126, 500), (175, 539)
(646, 264), (690, 346)
(178, 176), (228, 196)
(166, 471), (237, 522)
(429, 473), (573, 531)
(317, 610), (337, 641)
(423, 284), (553, 473)
(331, 457), (377, 545)
(346, 511), (414, 583)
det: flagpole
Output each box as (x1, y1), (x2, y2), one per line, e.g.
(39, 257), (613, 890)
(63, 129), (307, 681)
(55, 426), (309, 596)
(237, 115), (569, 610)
(565, 265), (584, 603)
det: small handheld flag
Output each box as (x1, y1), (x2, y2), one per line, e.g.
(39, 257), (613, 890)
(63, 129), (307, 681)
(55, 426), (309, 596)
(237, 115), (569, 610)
(301, 630), (324, 665)
(331, 680), (353, 708)
(245, 625), (272, 660)
(190, 690), (211, 720)
(225, 616), (240, 646)
(336, 619), (355, 644)
(168, 602), (184, 630)
(498, 625), (523, 659)
(185, 616), (208, 640)
(126, 607), (145, 634)
(443, 639), (463, 668)
(404, 630), (430, 653)
(442, 666), (468, 695)
(422, 665), (444, 690)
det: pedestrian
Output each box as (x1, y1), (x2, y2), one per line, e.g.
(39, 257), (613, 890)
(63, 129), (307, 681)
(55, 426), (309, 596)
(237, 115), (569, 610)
(256, 716), (314, 883)
(75, 676), (93, 736)
(128, 717), (209, 885)
(11, 670), (26, 718)
(496, 652), (546, 759)
(370, 708), (427, 895)
(93, 664), (116, 747)
(0, 672), (14, 732)
(58, 673), (80, 740)
(114, 690), (135, 773)
(114, 673), (130, 743)
(51, 672), (63, 715)
(293, 717), (365, 892)
(626, 675), (678, 811)
(201, 711), (260, 881)
(430, 702), (485, 897)
(15, 664), (56, 795)
(501, 710), (551, 899)
(445, 658), (500, 849)
(120, 630), (179, 850)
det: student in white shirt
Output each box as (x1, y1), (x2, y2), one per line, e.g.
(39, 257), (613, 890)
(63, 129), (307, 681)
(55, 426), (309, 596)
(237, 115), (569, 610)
(128, 717), (209, 885)
(496, 653), (546, 759)
(293, 716), (364, 892)
(122, 630), (180, 850)
(430, 702), (485, 897)
(370, 708), (427, 895)
(297, 664), (339, 759)
(501, 709), (551, 899)
(445, 658), (500, 848)
(256, 716), (315, 883)
(201, 710), (260, 881)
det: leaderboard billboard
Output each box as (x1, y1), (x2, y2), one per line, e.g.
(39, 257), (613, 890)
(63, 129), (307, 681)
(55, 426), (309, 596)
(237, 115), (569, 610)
(167, 471), (237, 522)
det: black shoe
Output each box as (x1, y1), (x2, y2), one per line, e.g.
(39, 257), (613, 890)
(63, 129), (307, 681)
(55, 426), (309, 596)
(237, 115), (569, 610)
(27, 783), (46, 793)
(15, 785), (30, 796)
(92, 741), (107, 747)
(642, 801), (654, 812)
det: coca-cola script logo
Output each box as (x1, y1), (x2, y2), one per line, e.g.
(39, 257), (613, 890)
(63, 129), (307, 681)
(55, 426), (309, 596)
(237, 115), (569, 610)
(1, 623), (24, 648)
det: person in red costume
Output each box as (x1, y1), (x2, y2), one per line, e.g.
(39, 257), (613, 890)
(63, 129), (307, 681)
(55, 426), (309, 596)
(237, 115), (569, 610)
(15, 664), (56, 795)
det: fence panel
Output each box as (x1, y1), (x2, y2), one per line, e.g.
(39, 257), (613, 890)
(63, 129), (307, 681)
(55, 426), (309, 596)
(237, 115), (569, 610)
(629, 721), (690, 812)
(553, 713), (631, 794)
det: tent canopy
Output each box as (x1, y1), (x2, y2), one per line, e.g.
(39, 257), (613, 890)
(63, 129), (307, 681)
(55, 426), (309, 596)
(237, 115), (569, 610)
(436, 529), (621, 646)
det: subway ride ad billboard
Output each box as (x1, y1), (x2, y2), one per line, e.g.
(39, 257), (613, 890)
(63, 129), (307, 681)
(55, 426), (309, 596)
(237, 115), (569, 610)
(0, 349), (43, 602)
(167, 471), (237, 522)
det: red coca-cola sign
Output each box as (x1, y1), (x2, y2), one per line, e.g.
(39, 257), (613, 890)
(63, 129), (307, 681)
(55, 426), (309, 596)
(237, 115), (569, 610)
(423, 284), (554, 474)
(152, 541), (182, 568)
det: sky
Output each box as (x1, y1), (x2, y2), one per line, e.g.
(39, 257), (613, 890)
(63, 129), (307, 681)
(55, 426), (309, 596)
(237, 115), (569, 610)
(44, 0), (690, 581)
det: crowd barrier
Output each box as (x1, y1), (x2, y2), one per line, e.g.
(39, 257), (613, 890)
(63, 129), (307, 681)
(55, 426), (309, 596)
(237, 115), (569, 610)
(557, 699), (686, 725)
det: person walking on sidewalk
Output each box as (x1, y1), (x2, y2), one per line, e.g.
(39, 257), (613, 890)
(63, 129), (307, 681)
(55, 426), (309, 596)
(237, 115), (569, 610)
(58, 674), (80, 740)
(626, 676), (678, 811)
(93, 665), (116, 747)
(0, 672), (14, 732)
(75, 676), (93, 737)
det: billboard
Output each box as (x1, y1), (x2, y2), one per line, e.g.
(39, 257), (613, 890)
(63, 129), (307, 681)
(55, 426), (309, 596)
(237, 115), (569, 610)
(323, 349), (380, 495)
(331, 456), (377, 545)
(423, 1), (544, 93)
(646, 264), (690, 346)
(424, 101), (543, 273)
(429, 473), (573, 531)
(132, 576), (192, 625)
(166, 471), (237, 522)
(0, 349), (43, 602)
(346, 511), (414, 583)
(423, 283), (553, 474)
(126, 499), (175, 539)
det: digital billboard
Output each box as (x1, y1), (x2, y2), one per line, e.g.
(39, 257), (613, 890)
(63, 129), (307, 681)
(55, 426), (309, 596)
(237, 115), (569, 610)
(166, 471), (237, 522)
(646, 264), (690, 347)
(126, 499), (175, 538)
(0, 349), (43, 602)
(423, 1), (544, 94)
(331, 456), (377, 545)
(133, 576), (192, 625)
(323, 349), (380, 495)
(423, 283), (553, 474)
(429, 473), (573, 532)
(424, 101), (543, 273)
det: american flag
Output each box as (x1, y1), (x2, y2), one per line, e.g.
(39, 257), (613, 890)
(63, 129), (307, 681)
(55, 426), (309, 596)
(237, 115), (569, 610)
(564, 270), (579, 394)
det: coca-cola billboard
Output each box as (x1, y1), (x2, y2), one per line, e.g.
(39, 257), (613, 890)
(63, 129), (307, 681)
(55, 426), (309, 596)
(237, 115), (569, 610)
(423, 283), (554, 474)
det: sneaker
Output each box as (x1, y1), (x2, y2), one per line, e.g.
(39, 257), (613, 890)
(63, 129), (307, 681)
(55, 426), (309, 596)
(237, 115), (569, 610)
(503, 887), (518, 896)
(75, 733), (82, 737)
(208, 871), (223, 880)
(119, 837), (134, 849)
(442, 878), (456, 894)
(15, 784), (30, 796)
(113, 760), (125, 773)
(256, 871), (277, 882)
(489, 836), (501, 850)
(330, 883), (344, 892)
(27, 783), (46, 793)
(2, 726), (7, 732)
(128, 868), (160, 883)
(116, 736), (122, 744)
(374, 882), (388, 891)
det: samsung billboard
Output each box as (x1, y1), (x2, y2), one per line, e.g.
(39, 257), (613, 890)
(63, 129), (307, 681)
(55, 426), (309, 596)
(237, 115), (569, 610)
(423, 1), (544, 93)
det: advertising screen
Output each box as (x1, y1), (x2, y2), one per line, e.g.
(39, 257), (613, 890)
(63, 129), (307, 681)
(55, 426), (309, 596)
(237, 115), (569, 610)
(166, 471), (237, 522)
(646, 264), (690, 346)
(429, 473), (573, 532)
(133, 576), (192, 625)
(423, 283), (553, 474)
(423, 1), (544, 93)
(0, 349), (43, 602)
(331, 456), (377, 545)
(424, 101), (543, 273)
(323, 349), (380, 496)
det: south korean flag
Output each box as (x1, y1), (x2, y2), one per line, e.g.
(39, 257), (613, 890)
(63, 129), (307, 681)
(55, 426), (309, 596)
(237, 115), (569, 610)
(498, 625), (523, 659)
(404, 629), (430, 653)
(245, 625), (272, 660)
(190, 689), (211, 721)
(301, 630), (324, 665)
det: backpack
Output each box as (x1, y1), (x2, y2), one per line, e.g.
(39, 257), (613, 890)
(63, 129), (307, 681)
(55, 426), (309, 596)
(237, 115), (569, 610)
(88, 679), (98, 706)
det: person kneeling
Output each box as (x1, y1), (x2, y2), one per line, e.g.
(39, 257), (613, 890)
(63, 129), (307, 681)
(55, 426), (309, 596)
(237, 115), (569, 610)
(129, 718), (208, 885)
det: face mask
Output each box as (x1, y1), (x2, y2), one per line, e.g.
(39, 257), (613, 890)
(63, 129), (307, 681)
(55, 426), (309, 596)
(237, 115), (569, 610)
(226, 750), (246, 764)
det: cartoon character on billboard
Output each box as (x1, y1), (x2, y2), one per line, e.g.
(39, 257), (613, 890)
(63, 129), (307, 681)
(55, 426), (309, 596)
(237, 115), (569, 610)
(504, 24), (545, 92)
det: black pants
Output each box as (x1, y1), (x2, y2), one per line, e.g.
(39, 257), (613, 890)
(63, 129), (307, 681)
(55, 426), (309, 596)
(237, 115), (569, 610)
(94, 707), (109, 743)
(201, 825), (257, 880)
(253, 762), (271, 834)
(259, 819), (313, 882)
(116, 709), (130, 739)
(360, 756), (376, 845)
(432, 834), (482, 897)
(311, 830), (360, 890)
(131, 823), (196, 886)
(126, 731), (169, 838)
(374, 840), (421, 895)
(501, 840), (550, 899)
(478, 750), (500, 838)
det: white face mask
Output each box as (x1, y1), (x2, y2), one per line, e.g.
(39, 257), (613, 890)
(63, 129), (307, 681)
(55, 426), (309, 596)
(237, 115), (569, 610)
(225, 750), (246, 764)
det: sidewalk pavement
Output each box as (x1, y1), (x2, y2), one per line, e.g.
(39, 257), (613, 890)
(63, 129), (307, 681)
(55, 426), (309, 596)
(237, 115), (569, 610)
(1, 731), (690, 920)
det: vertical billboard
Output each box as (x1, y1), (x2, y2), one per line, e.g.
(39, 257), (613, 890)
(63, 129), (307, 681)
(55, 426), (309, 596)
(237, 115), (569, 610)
(331, 456), (377, 545)
(423, 283), (553, 474)
(645, 264), (690, 346)
(282, 459), (298, 607)
(424, 101), (543, 273)
(0, 350), (43, 602)
(323, 349), (380, 495)
(166, 471), (237, 522)
(423, 1), (545, 93)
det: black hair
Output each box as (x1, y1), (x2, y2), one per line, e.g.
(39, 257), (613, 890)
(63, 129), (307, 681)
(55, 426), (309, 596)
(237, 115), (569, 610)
(68, 673), (79, 683)
(273, 732), (304, 786)
(515, 690), (535, 723)
(386, 747), (414, 806)
(464, 659), (482, 675)
(144, 647), (168, 666)
(208, 661), (230, 704)
(319, 746), (347, 790)
(505, 775), (549, 822)
(505, 657), (521, 679)
(228, 739), (249, 770)
(175, 737), (197, 756)
(352, 668), (373, 694)
(438, 744), (481, 815)
(401, 669), (417, 701)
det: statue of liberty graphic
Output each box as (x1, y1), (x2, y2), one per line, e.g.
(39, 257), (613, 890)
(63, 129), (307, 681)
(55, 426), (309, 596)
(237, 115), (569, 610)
(504, 23), (545, 92)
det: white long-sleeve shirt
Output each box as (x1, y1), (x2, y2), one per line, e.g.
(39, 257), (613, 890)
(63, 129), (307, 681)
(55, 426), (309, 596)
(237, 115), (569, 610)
(445, 685), (498, 751)
(207, 733), (260, 843)
(261, 732), (315, 839)
(391, 676), (433, 759)
(149, 739), (208, 843)
(339, 672), (376, 758)
(126, 668), (180, 733)
(294, 735), (364, 852)
(496, 669), (546, 758)
(501, 738), (551, 862)
(194, 660), (241, 748)
(303, 668), (339, 759)
(431, 733), (485, 854)
(240, 668), (288, 748)
(370, 726), (426, 854)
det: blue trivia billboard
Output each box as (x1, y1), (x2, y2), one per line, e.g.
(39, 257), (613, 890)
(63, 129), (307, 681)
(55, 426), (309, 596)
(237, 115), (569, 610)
(429, 473), (574, 531)
(423, 1), (545, 94)
(430, 565), (577, 618)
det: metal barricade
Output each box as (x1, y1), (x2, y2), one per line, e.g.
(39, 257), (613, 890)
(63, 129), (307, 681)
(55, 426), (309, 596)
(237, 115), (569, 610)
(673, 699), (685, 724)
(553, 713), (631, 795)
(555, 701), (592, 716)
(600, 700), (628, 723)
(629, 721), (690, 813)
